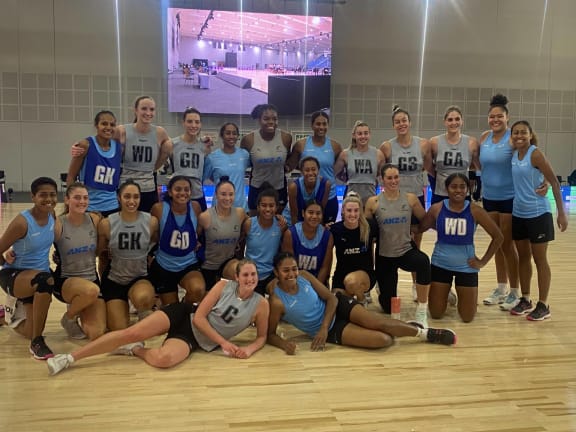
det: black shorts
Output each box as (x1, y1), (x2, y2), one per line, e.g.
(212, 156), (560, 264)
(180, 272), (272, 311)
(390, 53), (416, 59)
(411, 195), (426, 225)
(99, 208), (119, 218)
(192, 196), (207, 212)
(431, 264), (478, 288)
(201, 257), (235, 291)
(326, 292), (363, 345)
(247, 184), (288, 211)
(483, 198), (513, 214)
(0, 268), (35, 303)
(161, 302), (199, 353)
(512, 213), (554, 243)
(52, 276), (102, 303)
(255, 273), (276, 297)
(100, 272), (149, 302)
(324, 196), (339, 225)
(138, 190), (159, 213)
(149, 260), (202, 295)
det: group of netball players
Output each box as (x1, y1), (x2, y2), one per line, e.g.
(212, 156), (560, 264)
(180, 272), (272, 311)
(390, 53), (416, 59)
(0, 93), (567, 376)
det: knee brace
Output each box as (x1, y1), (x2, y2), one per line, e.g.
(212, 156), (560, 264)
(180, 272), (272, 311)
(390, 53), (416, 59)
(31, 272), (54, 294)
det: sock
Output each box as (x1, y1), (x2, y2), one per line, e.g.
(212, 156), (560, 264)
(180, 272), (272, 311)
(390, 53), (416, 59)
(510, 288), (520, 297)
(497, 283), (507, 292)
(416, 328), (428, 341)
(417, 302), (428, 310)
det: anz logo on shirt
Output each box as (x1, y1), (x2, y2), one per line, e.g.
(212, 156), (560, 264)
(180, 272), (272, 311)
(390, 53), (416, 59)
(382, 216), (408, 225)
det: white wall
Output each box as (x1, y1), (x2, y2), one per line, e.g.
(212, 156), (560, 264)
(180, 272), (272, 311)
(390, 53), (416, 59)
(0, 0), (575, 190)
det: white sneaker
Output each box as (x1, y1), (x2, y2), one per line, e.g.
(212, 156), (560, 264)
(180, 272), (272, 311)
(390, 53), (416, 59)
(111, 342), (144, 356)
(499, 292), (520, 311)
(414, 305), (428, 328)
(47, 353), (73, 376)
(128, 300), (137, 314)
(483, 289), (507, 305)
(447, 290), (458, 306)
(60, 313), (87, 340)
(412, 284), (418, 303)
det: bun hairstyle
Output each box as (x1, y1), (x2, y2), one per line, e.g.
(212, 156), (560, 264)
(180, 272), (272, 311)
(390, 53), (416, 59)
(391, 104), (411, 123)
(489, 93), (509, 115)
(215, 175), (236, 192)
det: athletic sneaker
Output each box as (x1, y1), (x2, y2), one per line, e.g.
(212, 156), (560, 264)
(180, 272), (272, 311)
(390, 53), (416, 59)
(527, 302), (551, 321)
(414, 306), (428, 328)
(29, 336), (54, 360)
(499, 292), (520, 311)
(510, 297), (533, 315)
(47, 354), (74, 376)
(111, 342), (144, 356)
(408, 321), (456, 346)
(60, 313), (87, 340)
(483, 288), (507, 305)
(426, 328), (457, 346)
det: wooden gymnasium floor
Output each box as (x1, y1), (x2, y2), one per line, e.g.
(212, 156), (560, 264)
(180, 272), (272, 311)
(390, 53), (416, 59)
(1, 202), (575, 432)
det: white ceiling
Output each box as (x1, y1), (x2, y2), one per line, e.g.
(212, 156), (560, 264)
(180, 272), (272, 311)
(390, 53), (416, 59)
(171, 9), (332, 52)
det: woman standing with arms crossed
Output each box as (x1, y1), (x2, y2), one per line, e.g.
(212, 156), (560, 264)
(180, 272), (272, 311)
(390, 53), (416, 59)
(334, 121), (385, 206)
(241, 104), (292, 215)
(420, 174), (503, 322)
(508, 121), (567, 320)
(0, 177), (57, 359)
(149, 176), (205, 306)
(66, 110), (122, 216)
(197, 177), (248, 290)
(98, 180), (158, 330)
(380, 106), (433, 300)
(286, 111), (342, 223)
(47, 259), (269, 375)
(365, 164), (430, 327)
(204, 122), (250, 210)
(429, 106), (480, 204)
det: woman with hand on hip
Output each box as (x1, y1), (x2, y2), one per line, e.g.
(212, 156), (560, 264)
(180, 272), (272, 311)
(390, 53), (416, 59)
(420, 174), (503, 322)
(507, 120), (567, 321)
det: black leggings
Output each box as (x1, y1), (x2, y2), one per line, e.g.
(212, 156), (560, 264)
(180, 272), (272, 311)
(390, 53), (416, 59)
(375, 247), (430, 313)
